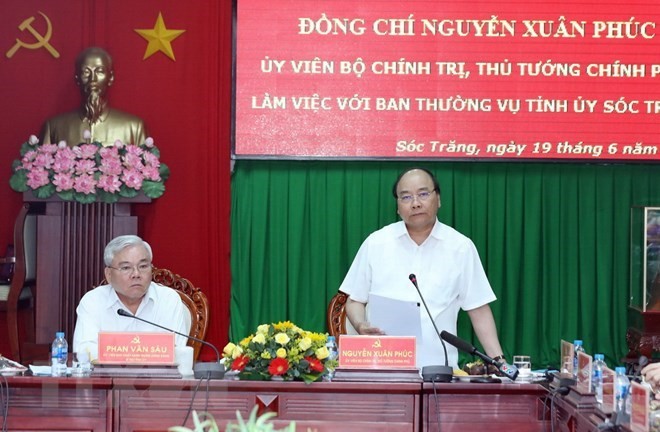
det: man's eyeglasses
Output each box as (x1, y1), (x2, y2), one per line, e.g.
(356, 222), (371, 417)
(108, 263), (153, 275)
(397, 190), (436, 204)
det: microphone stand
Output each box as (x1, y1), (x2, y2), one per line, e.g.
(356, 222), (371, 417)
(408, 274), (453, 383)
(117, 309), (225, 379)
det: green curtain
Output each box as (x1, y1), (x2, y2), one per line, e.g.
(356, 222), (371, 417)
(230, 159), (660, 368)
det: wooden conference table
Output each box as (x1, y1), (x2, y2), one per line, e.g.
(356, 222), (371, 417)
(0, 375), (605, 431)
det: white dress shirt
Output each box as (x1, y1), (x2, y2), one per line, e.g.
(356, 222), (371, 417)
(73, 281), (190, 360)
(339, 219), (496, 369)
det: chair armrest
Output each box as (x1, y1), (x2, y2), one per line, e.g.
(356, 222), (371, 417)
(0, 257), (16, 264)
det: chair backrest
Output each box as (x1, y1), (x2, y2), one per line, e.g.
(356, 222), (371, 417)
(5, 204), (33, 293)
(24, 212), (37, 282)
(3, 203), (37, 361)
(151, 267), (209, 361)
(327, 291), (348, 338)
(326, 291), (358, 339)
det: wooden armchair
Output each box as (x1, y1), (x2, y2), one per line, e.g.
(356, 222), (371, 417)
(151, 267), (209, 361)
(0, 203), (37, 362)
(327, 291), (348, 338)
(326, 291), (358, 339)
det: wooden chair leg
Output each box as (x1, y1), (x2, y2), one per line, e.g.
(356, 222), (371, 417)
(7, 297), (21, 362)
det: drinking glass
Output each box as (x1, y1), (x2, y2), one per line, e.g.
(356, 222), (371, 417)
(71, 352), (92, 377)
(513, 355), (532, 377)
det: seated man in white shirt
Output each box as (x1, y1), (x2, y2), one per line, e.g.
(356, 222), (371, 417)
(73, 235), (190, 361)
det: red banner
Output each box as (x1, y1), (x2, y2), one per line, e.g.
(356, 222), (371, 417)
(235, 0), (660, 161)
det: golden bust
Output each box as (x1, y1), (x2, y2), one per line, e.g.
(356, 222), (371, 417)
(40, 47), (147, 147)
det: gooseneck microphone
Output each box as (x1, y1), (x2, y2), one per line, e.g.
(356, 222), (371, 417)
(408, 274), (453, 383)
(117, 309), (225, 379)
(632, 355), (649, 381)
(440, 330), (519, 381)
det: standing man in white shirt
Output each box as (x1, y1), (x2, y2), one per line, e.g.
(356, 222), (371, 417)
(339, 167), (506, 369)
(73, 235), (189, 360)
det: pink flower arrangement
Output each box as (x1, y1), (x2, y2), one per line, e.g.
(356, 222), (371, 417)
(10, 134), (169, 204)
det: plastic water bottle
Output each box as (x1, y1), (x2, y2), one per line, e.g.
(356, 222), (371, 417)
(323, 336), (339, 382)
(51, 331), (68, 377)
(624, 388), (632, 424)
(614, 366), (630, 425)
(573, 340), (584, 378)
(591, 354), (605, 404)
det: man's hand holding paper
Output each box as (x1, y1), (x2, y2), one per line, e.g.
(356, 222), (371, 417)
(368, 293), (422, 339)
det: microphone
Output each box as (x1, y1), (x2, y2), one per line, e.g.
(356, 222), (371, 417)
(408, 274), (453, 383)
(117, 309), (225, 379)
(632, 355), (649, 382)
(440, 330), (519, 381)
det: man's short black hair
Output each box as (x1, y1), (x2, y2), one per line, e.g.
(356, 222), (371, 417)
(392, 167), (441, 199)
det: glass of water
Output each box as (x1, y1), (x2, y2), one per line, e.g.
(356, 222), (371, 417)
(513, 355), (532, 377)
(71, 352), (92, 377)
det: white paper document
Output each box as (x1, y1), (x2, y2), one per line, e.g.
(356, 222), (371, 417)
(368, 293), (422, 339)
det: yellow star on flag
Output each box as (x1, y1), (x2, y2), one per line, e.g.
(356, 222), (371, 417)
(134, 12), (185, 61)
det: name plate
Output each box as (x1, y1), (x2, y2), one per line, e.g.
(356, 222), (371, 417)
(576, 351), (592, 392)
(98, 332), (175, 364)
(338, 335), (416, 369)
(601, 366), (615, 412)
(630, 381), (650, 432)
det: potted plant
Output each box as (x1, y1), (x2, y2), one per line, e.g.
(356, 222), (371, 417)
(169, 407), (296, 432)
(222, 321), (336, 383)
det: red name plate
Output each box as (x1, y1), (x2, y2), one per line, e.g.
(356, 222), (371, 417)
(98, 332), (175, 364)
(601, 367), (615, 412)
(576, 351), (592, 392)
(630, 381), (650, 432)
(338, 335), (416, 369)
